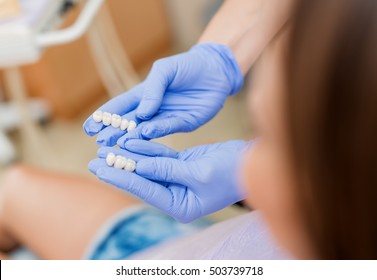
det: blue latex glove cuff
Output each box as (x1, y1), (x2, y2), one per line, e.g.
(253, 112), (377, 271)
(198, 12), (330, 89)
(190, 43), (244, 95)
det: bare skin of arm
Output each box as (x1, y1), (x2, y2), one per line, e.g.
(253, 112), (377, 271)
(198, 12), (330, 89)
(199, 0), (295, 74)
(0, 165), (140, 259)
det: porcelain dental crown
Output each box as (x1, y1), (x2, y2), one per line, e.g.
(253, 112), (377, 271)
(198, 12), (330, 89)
(106, 153), (136, 172)
(93, 110), (137, 132)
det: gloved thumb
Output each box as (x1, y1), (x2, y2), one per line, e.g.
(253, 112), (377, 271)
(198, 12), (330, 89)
(124, 139), (178, 158)
(141, 117), (193, 139)
(137, 60), (175, 120)
(136, 157), (192, 185)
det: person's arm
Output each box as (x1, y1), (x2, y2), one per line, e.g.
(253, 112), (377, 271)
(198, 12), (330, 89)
(199, 0), (295, 74)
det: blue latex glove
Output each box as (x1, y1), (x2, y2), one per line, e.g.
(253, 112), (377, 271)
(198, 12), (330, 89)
(83, 43), (243, 147)
(88, 140), (249, 223)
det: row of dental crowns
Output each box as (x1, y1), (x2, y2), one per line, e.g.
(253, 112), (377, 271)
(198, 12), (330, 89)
(106, 153), (136, 172)
(93, 111), (137, 131)
(93, 111), (137, 172)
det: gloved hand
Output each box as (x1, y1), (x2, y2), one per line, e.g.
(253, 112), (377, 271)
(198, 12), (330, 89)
(83, 43), (243, 147)
(88, 139), (249, 223)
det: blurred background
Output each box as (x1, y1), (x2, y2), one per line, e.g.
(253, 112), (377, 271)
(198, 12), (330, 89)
(0, 0), (251, 221)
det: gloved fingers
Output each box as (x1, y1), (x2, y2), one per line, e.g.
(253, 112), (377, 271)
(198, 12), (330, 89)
(139, 116), (195, 139)
(136, 157), (192, 185)
(136, 60), (175, 120)
(95, 166), (173, 212)
(116, 122), (148, 148)
(124, 139), (178, 158)
(178, 144), (217, 161)
(97, 146), (149, 162)
(96, 110), (139, 146)
(90, 155), (169, 188)
(83, 117), (106, 137)
(116, 112), (185, 147)
(88, 158), (107, 175)
(83, 85), (142, 136)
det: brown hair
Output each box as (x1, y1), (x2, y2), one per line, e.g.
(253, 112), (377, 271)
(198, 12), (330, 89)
(286, 0), (377, 259)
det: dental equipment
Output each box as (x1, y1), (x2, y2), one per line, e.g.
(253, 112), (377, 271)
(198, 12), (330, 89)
(0, 0), (104, 67)
(0, 0), (104, 165)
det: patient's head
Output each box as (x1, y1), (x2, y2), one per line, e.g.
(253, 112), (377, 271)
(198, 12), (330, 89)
(243, 0), (377, 259)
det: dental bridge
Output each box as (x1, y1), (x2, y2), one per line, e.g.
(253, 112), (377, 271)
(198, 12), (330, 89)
(0, 0), (104, 165)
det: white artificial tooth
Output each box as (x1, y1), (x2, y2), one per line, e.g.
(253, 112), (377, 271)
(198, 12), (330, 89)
(93, 111), (103, 123)
(124, 159), (136, 172)
(111, 114), (122, 128)
(102, 112), (112, 126)
(103, 112), (111, 118)
(106, 153), (116, 166)
(127, 120), (137, 131)
(114, 155), (127, 169)
(120, 119), (129, 131)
